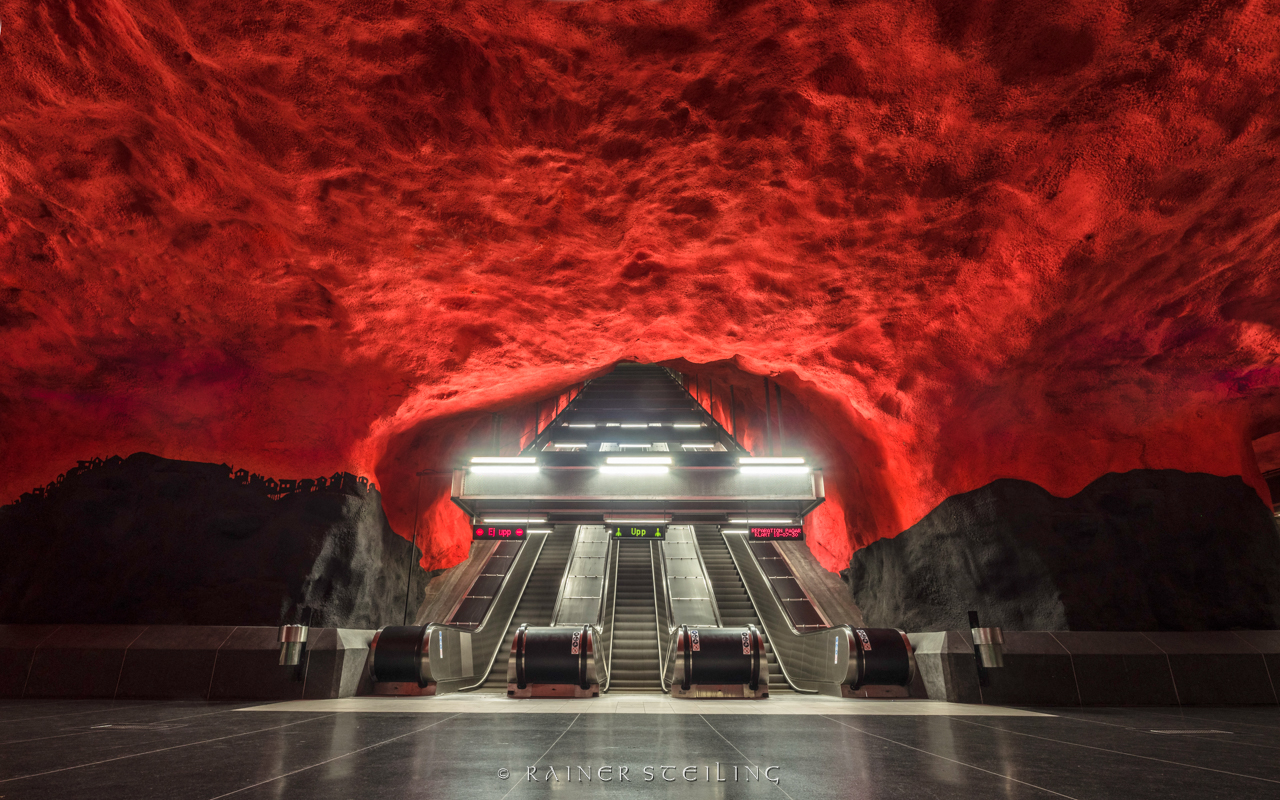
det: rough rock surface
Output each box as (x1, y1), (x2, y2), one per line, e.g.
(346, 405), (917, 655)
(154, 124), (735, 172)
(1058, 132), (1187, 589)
(1, 1), (1279, 572)
(849, 470), (1280, 631)
(0, 453), (429, 628)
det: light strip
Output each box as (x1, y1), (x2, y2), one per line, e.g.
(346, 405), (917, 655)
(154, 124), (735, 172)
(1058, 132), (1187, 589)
(471, 456), (537, 464)
(526, 528), (553, 534)
(606, 456), (672, 465)
(728, 518), (797, 525)
(599, 466), (669, 476)
(681, 443), (714, 449)
(551, 442), (587, 448)
(469, 465), (540, 474)
(673, 423), (703, 428)
(649, 422), (664, 427)
(620, 423), (649, 428)
(567, 423), (596, 428)
(740, 466), (810, 475)
(483, 516), (547, 523)
(721, 528), (749, 534)
(618, 444), (652, 449)
(739, 457), (805, 465)
(604, 517), (669, 524)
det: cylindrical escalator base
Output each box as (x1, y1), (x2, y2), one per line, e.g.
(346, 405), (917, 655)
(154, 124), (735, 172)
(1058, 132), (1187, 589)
(507, 624), (601, 698)
(670, 625), (769, 700)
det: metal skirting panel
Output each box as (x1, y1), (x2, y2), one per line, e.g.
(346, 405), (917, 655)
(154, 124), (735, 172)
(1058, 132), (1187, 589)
(659, 526), (720, 628)
(550, 526), (611, 626)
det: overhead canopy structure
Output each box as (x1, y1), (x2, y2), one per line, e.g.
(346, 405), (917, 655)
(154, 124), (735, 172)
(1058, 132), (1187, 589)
(450, 364), (824, 526)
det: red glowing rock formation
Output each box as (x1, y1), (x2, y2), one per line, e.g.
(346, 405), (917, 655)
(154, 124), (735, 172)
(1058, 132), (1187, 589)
(2, 0), (1278, 572)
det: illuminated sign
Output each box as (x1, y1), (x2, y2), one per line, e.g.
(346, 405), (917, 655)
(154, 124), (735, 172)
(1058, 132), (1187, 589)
(749, 526), (804, 541)
(609, 525), (666, 540)
(473, 526), (526, 541)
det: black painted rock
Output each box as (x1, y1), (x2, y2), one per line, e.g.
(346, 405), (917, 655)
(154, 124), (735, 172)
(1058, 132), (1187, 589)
(0, 453), (429, 628)
(848, 470), (1280, 631)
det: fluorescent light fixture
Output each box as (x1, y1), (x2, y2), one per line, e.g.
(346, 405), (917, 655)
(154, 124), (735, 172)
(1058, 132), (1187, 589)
(567, 423), (596, 428)
(551, 442), (587, 448)
(673, 423), (703, 428)
(605, 422), (621, 427)
(526, 528), (552, 534)
(738, 457), (805, 465)
(599, 466), (669, 476)
(606, 456), (672, 465)
(681, 443), (714, 449)
(649, 422), (664, 427)
(620, 423), (649, 428)
(604, 516), (668, 524)
(618, 444), (652, 449)
(471, 456), (537, 464)
(721, 528), (749, 534)
(482, 516), (547, 523)
(729, 518), (797, 525)
(469, 465), (540, 474)
(740, 466), (810, 475)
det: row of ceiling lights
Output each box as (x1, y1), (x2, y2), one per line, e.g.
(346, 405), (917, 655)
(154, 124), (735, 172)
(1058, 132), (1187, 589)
(565, 422), (705, 428)
(469, 455), (808, 475)
(478, 516), (799, 525)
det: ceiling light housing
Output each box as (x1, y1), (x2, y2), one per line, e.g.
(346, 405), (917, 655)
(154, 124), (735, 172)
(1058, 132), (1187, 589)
(599, 466), (669, 476)
(606, 456), (673, 465)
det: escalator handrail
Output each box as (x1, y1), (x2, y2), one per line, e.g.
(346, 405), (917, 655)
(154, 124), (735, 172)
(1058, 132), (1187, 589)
(653, 537), (676, 692)
(722, 531), (856, 694)
(653, 541), (695, 694)
(599, 536), (621, 692)
(439, 531), (548, 693)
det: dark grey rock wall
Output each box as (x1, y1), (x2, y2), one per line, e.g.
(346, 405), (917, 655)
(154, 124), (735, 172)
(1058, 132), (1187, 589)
(0, 453), (429, 628)
(849, 470), (1280, 632)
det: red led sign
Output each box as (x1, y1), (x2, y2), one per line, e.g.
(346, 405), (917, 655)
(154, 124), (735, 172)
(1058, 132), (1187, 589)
(473, 526), (526, 541)
(749, 526), (804, 541)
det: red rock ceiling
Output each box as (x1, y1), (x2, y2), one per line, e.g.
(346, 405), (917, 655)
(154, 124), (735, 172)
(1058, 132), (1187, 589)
(2, 0), (1278, 571)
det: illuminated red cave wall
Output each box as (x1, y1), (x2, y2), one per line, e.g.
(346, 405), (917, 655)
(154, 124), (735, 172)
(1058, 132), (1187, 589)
(2, 0), (1279, 573)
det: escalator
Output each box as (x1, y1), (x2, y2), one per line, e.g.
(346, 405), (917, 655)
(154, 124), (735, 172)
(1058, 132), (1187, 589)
(605, 543), (662, 692)
(693, 526), (792, 693)
(481, 526), (576, 690)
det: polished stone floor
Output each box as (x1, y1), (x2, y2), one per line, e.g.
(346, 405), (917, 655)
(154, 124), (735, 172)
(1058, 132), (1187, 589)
(1, 697), (1278, 799)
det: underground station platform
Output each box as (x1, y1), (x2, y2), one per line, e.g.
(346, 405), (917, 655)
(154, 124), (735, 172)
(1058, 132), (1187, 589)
(2, 363), (1278, 798)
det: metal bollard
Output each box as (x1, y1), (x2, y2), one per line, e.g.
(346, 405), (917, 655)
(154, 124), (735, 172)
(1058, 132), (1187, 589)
(278, 624), (308, 666)
(972, 626), (1005, 669)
